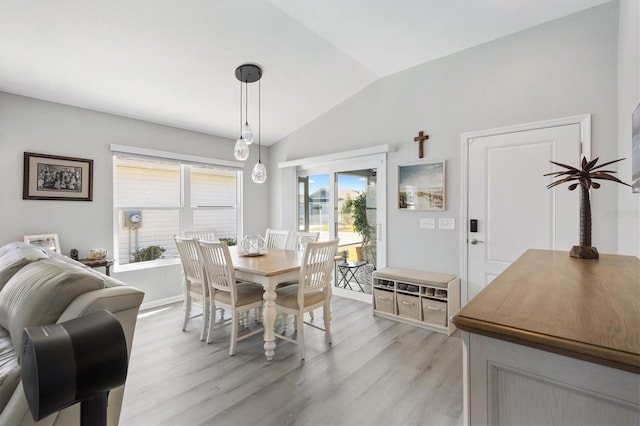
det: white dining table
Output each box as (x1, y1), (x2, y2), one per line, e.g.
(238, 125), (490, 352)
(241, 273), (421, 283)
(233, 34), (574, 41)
(228, 246), (302, 361)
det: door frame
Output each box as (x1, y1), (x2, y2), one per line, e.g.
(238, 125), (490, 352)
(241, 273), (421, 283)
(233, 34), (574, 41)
(289, 153), (387, 303)
(459, 114), (592, 305)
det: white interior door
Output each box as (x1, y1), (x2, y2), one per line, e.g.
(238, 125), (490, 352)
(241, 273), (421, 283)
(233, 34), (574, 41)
(467, 123), (583, 301)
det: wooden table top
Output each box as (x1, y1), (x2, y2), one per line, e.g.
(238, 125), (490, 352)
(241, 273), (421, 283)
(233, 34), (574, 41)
(228, 246), (303, 277)
(451, 249), (640, 373)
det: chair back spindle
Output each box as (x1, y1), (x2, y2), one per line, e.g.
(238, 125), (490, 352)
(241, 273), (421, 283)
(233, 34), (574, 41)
(265, 229), (290, 249)
(175, 237), (205, 285)
(197, 241), (237, 304)
(299, 239), (339, 297)
(294, 231), (320, 252)
(183, 229), (218, 242)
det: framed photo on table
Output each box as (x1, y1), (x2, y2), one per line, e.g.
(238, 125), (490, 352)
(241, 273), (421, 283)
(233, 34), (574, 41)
(23, 233), (61, 253)
(23, 152), (93, 201)
(398, 161), (445, 210)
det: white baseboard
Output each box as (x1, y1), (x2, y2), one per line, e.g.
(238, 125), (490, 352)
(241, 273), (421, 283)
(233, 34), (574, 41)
(140, 289), (371, 313)
(140, 295), (183, 311)
(333, 287), (372, 303)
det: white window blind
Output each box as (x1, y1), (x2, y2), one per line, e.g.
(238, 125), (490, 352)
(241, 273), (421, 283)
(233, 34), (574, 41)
(191, 166), (237, 207)
(115, 157), (181, 207)
(112, 147), (242, 267)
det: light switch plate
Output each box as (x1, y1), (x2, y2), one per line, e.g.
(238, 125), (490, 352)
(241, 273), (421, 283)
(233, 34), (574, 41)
(438, 218), (455, 230)
(420, 218), (435, 229)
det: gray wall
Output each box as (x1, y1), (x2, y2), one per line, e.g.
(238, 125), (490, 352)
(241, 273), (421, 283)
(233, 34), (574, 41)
(0, 92), (270, 306)
(269, 2), (623, 277)
(617, 0), (640, 256)
(1, 2), (633, 308)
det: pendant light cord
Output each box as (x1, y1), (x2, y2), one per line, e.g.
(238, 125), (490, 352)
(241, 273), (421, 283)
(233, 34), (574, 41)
(239, 79), (242, 135)
(245, 80), (249, 125)
(258, 78), (261, 162)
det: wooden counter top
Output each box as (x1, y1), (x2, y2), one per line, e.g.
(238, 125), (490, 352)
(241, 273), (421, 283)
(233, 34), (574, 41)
(451, 249), (640, 373)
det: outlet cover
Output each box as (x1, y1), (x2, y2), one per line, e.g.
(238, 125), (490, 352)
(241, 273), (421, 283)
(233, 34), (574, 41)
(438, 218), (455, 230)
(420, 218), (436, 229)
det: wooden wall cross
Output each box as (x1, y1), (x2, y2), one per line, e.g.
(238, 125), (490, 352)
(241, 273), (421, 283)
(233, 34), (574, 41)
(413, 131), (429, 158)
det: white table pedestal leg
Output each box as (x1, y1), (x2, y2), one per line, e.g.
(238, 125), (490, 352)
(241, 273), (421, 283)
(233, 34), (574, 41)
(262, 281), (277, 361)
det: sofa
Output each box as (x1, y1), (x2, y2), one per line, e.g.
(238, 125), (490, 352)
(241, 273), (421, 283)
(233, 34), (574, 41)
(0, 242), (144, 425)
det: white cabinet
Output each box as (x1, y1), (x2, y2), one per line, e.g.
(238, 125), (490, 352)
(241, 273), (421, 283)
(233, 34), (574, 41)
(372, 267), (459, 336)
(461, 332), (639, 425)
(452, 250), (640, 425)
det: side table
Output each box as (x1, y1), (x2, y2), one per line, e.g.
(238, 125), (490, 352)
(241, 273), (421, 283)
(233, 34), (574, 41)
(337, 261), (367, 292)
(79, 258), (115, 276)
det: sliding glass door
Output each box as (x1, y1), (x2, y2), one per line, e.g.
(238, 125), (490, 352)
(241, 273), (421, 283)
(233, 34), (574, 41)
(298, 174), (331, 241)
(335, 170), (376, 264)
(297, 155), (385, 300)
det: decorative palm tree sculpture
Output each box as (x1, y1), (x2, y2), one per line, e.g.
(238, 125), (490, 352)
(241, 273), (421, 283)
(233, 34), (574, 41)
(545, 157), (630, 259)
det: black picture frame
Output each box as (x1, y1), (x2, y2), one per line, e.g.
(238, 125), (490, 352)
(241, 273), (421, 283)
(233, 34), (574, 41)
(23, 152), (93, 201)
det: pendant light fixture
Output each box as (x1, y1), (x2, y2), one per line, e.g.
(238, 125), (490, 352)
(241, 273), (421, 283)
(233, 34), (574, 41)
(234, 63), (266, 183)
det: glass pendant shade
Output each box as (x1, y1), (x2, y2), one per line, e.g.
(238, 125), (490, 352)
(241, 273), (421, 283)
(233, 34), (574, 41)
(233, 138), (249, 161)
(242, 123), (254, 144)
(251, 161), (267, 183)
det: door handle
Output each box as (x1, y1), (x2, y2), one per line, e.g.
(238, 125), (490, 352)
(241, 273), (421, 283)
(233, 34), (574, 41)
(470, 238), (485, 245)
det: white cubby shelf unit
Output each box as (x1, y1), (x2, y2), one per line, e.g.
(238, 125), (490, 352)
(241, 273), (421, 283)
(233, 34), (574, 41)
(372, 267), (460, 336)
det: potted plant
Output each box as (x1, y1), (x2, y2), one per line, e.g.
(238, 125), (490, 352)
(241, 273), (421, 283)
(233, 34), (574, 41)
(132, 245), (166, 263)
(352, 192), (373, 261)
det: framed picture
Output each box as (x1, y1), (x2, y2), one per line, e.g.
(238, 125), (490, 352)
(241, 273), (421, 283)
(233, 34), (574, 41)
(399, 161), (445, 210)
(632, 103), (639, 193)
(23, 233), (61, 253)
(23, 152), (93, 201)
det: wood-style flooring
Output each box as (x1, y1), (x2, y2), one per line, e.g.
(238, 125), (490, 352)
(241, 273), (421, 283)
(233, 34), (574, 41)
(120, 296), (463, 426)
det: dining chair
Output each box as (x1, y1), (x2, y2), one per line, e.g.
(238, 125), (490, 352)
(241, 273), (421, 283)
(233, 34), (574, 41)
(264, 228), (290, 249)
(278, 231), (319, 287)
(197, 240), (264, 355)
(293, 231), (320, 252)
(274, 239), (339, 359)
(183, 229), (218, 242)
(174, 236), (210, 341)
(279, 231), (321, 320)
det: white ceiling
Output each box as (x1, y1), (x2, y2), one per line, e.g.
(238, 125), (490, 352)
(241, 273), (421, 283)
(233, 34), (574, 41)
(0, 0), (610, 145)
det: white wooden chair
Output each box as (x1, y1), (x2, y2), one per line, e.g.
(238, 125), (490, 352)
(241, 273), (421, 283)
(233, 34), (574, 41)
(197, 240), (264, 355)
(281, 231), (321, 320)
(274, 239), (339, 359)
(264, 228), (290, 249)
(294, 231), (320, 252)
(174, 236), (209, 341)
(279, 231), (320, 286)
(183, 229), (218, 242)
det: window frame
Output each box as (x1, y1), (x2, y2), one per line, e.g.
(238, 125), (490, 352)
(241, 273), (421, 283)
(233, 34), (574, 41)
(111, 144), (244, 272)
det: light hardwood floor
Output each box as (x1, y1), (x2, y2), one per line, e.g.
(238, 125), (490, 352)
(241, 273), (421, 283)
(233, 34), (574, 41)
(120, 296), (463, 426)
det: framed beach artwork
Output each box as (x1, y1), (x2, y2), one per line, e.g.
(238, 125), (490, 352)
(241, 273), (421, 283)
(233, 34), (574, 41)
(632, 103), (639, 193)
(23, 152), (93, 201)
(398, 161), (445, 210)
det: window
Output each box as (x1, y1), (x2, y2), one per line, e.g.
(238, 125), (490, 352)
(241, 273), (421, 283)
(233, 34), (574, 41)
(113, 148), (242, 268)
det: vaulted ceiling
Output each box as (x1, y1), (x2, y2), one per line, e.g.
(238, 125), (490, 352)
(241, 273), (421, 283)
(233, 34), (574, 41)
(0, 0), (610, 145)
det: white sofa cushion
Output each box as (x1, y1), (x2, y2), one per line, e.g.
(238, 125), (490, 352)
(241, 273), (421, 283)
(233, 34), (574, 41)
(0, 257), (105, 362)
(0, 327), (19, 413)
(0, 244), (49, 291)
